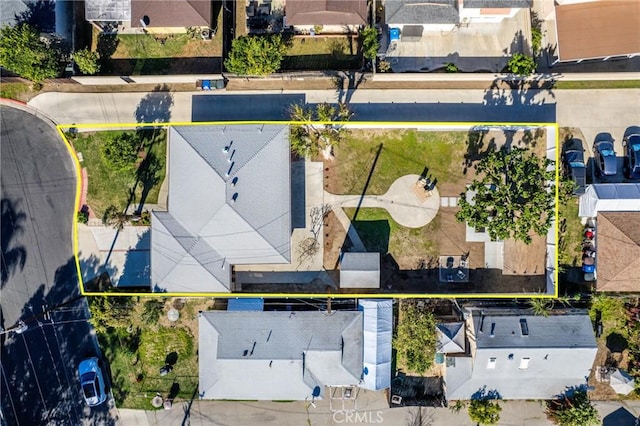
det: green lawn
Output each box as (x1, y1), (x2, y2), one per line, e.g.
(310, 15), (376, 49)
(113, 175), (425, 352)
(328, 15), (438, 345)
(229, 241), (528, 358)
(283, 36), (361, 70)
(328, 129), (468, 195)
(343, 208), (440, 258)
(558, 197), (583, 269)
(72, 129), (166, 219)
(0, 82), (33, 101)
(554, 80), (640, 89)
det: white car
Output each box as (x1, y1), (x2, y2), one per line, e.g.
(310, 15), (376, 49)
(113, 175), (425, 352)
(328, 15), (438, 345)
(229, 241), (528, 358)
(78, 357), (107, 407)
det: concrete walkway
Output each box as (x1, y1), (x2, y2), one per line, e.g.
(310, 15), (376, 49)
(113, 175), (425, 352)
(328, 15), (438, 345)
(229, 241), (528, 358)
(324, 175), (441, 229)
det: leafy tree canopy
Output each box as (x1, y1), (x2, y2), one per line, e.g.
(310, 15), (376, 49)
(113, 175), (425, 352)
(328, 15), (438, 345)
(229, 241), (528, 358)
(393, 301), (437, 374)
(456, 146), (555, 244)
(468, 399), (502, 425)
(73, 48), (100, 75)
(224, 34), (287, 76)
(100, 133), (140, 172)
(289, 102), (352, 158)
(0, 24), (61, 82)
(507, 53), (536, 76)
(545, 390), (600, 426)
(360, 26), (379, 60)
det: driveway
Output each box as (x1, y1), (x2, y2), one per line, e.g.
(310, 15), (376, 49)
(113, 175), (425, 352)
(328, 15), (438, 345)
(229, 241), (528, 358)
(0, 105), (118, 425)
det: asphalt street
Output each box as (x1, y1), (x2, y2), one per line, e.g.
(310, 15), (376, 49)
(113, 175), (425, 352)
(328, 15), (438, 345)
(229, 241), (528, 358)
(0, 106), (117, 425)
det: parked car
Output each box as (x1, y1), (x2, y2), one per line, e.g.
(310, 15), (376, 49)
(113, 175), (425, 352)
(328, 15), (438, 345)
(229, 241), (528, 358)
(562, 139), (586, 195)
(623, 132), (640, 179)
(592, 135), (617, 176)
(78, 357), (107, 407)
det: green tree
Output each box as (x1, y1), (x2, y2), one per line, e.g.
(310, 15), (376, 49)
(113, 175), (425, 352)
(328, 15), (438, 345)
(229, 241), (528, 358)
(545, 390), (599, 426)
(360, 26), (379, 61)
(455, 147), (555, 244)
(73, 48), (100, 75)
(100, 133), (140, 172)
(289, 102), (352, 158)
(468, 399), (502, 425)
(224, 34), (287, 76)
(507, 53), (536, 76)
(87, 296), (134, 334)
(103, 205), (129, 231)
(393, 301), (437, 374)
(0, 24), (61, 82)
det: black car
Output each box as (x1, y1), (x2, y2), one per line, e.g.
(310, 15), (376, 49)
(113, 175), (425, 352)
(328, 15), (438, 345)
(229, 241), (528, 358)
(623, 133), (640, 179)
(592, 135), (617, 177)
(562, 140), (586, 195)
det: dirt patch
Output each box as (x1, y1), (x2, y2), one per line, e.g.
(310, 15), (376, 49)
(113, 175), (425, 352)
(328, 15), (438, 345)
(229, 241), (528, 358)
(323, 210), (347, 270)
(503, 235), (547, 276)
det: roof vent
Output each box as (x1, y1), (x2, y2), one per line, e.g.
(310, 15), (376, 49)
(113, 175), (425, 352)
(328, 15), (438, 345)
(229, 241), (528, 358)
(231, 193), (238, 203)
(228, 149), (235, 163)
(519, 319), (529, 336)
(489, 322), (495, 337)
(231, 177), (238, 187)
(226, 161), (235, 177)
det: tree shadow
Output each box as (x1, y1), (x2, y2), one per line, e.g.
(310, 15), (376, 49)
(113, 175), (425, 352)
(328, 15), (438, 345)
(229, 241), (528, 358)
(1, 198), (28, 288)
(96, 33), (120, 73)
(471, 386), (502, 401)
(14, 0), (56, 34)
(79, 251), (119, 292)
(165, 352), (179, 366)
(136, 151), (163, 213)
(463, 129), (498, 174)
(1, 256), (117, 425)
(606, 332), (628, 353)
(134, 84), (174, 125)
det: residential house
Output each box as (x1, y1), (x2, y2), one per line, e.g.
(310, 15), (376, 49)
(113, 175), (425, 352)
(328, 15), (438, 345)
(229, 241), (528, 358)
(198, 310), (363, 400)
(285, 0), (368, 33)
(85, 0), (214, 33)
(151, 124), (292, 293)
(1, 0), (70, 40)
(384, 0), (531, 34)
(578, 184), (640, 292)
(553, 0), (640, 64)
(593, 212), (640, 292)
(444, 309), (597, 400)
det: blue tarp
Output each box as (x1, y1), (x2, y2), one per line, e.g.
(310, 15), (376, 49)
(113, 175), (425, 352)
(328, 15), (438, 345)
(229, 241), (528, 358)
(227, 298), (264, 311)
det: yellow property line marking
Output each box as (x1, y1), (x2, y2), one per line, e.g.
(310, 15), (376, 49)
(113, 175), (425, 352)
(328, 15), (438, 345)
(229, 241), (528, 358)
(56, 121), (560, 299)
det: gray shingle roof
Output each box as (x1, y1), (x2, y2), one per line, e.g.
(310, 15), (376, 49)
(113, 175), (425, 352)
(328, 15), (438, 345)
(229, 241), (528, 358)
(444, 310), (597, 400)
(151, 125), (291, 293)
(385, 0), (459, 25)
(199, 311), (363, 400)
(340, 252), (380, 288)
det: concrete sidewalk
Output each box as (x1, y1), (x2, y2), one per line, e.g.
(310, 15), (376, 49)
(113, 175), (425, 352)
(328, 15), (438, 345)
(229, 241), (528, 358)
(115, 396), (640, 425)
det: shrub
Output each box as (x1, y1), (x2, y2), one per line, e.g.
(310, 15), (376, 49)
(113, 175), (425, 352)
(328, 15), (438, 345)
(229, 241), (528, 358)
(141, 299), (164, 325)
(545, 390), (599, 426)
(468, 399), (502, 425)
(378, 60), (391, 73)
(393, 301), (437, 374)
(445, 62), (459, 73)
(77, 210), (89, 224)
(100, 133), (140, 172)
(73, 48), (100, 75)
(506, 53), (536, 76)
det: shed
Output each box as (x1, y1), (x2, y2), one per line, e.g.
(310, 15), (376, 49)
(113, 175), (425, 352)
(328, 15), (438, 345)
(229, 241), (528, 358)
(359, 299), (393, 391)
(340, 252), (380, 288)
(578, 183), (640, 218)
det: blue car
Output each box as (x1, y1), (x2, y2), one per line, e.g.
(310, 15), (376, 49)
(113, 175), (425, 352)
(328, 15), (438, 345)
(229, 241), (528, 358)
(623, 133), (640, 179)
(593, 135), (617, 176)
(79, 357), (107, 407)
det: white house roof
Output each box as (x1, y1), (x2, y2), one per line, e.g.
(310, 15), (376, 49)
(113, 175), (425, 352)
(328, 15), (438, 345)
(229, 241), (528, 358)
(359, 299), (393, 391)
(340, 252), (380, 288)
(151, 125), (291, 293)
(445, 310), (597, 400)
(198, 311), (363, 400)
(578, 183), (640, 217)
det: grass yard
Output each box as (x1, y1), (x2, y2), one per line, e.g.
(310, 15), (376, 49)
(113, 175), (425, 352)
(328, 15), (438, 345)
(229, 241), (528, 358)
(71, 129), (166, 219)
(0, 82), (34, 101)
(558, 197), (583, 269)
(327, 129), (468, 196)
(343, 208), (440, 259)
(555, 80), (640, 90)
(283, 36), (361, 70)
(93, 297), (213, 409)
